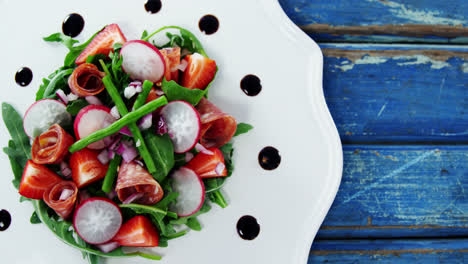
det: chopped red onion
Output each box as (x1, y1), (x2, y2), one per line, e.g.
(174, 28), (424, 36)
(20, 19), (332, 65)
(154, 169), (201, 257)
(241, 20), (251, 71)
(196, 143), (214, 155)
(56, 90), (68, 104)
(156, 115), (168, 135)
(67, 92), (79, 101)
(60, 161), (72, 179)
(135, 85), (143, 93)
(124, 86), (137, 99)
(177, 59), (189, 72)
(97, 149), (110, 165)
(215, 162), (225, 176)
(134, 159), (144, 167)
(185, 152), (194, 162)
(110, 106), (120, 119)
(106, 190), (117, 200)
(122, 193), (144, 204)
(59, 189), (74, 201)
(108, 150), (115, 159)
(129, 81), (142, 87)
(119, 126), (132, 137)
(96, 241), (120, 253)
(85, 95), (103, 105)
(135, 139), (141, 147)
(138, 113), (153, 130)
(117, 141), (138, 162)
(155, 89), (165, 96)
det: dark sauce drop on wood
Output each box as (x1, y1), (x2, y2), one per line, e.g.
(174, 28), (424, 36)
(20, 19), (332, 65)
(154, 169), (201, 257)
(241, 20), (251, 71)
(0, 209), (11, 231)
(15, 67), (33, 87)
(62, 13), (85, 38)
(258, 146), (281, 170)
(199, 15), (219, 35)
(237, 215), (260, 240)
(145, 0), (162, 14)
(241, 74), (262, 96)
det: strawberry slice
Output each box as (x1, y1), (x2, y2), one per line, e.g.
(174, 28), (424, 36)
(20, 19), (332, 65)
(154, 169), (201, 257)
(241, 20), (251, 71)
(75, 24), (127, 65)
(180, 53), (216, 90)
(70, 149), (109, 188)
(19, 160), (63, 199)
(160, 47), (181, 82)
(186, 147), (227, 178)
(112, 215), (159, 247)
(145, 88), (163, 104)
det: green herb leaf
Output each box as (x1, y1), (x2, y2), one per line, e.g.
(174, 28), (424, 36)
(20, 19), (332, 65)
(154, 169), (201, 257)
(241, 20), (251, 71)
(161, 78), (208, 105)
(66, 99), (89, 116)
(169, 202), (211, 230)
(146, 26), (208, 57)
(144, 132), (175, 182)
(186, 218), (201, 231)
(219, 142), (234, 176)
(30, 211), (41, 224)
(234, 123), (253, 137)
(43, 33), (79, 50)
(140, 30), (148, 40)
(208, 190), (228, 208)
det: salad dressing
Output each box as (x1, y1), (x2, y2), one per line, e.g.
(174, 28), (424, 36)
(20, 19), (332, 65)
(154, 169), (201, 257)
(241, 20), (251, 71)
(199, 15), (219, 35)
(62, 13), (84, 38)
(258, 146), (281, 170)
(237, 215), (260, 240)
(15, 67), (33, 87)
(240, 74), (262, 96)
(0, 209), (11, 231)
(145, 0), (162, 14)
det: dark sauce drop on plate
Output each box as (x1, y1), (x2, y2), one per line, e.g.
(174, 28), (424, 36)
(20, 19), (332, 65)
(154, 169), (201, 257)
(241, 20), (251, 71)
(258, 146), (281, 170)
(240, 74), (262, 96)
(237, 215), (260, 240)
(199, 15), (219, 35)
(62, 13), (85, 38)
(145, 0), (162, 14)
(15, 67), (33, 87)
(0, 209), (11, 231)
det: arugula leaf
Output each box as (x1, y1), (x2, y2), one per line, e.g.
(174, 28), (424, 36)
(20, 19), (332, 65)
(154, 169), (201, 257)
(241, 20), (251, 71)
(234, 123), (253, 137)
(63, 30), (101, 67)
(144, 132), (175, 182)
(41, 68), (74, 99)
(140, 30), (148, 40)
(43, 33), (79, 50)
(208, 190), (228, 208)
(219, 142), (234, 176)
(145, 26), (208, 57)
(169, 203), (211, 231)
(160, 78), (208, 106)
(36, 78), (50, 101)
(66, 99), (89, 116)
(30, 211), (41, 224)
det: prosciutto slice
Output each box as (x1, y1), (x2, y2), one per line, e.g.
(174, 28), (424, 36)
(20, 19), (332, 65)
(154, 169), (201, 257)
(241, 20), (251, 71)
(160, 47), (181, 82)
(43, 181), (78, 219)
(31, 124), (74, 164)
(116, 161), (164, 205)
(196, 98), (237, 148)
(68, 63), (106, 97)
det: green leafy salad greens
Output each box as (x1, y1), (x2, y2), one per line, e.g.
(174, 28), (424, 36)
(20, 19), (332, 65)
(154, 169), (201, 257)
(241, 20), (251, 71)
(2, 25), (253, 264)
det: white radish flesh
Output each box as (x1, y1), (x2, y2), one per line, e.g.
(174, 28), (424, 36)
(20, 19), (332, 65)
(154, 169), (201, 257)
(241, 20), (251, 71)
(160, 101), (201, 153)
(23, 99), (72, 138)
(120, 40), (166, 83)
(170, 167), (205, 217)
(74, 105), (116, 150)
(73, 197), (122, 245)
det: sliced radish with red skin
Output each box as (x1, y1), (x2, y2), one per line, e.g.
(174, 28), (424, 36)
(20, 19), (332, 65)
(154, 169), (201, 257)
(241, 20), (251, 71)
(170, 167), (205, 217)
(74, 105), (116, 150)
(73, 197), (122, 245)
(160, 101), (201, 153)
(120, 40), (166, 82)
(23, 99), (72, 138)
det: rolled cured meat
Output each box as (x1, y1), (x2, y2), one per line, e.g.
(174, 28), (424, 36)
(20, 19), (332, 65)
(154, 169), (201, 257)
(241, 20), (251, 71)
(43, 181), (78, 219)
(116, 161), (164, 205)
(196, 98), (237, 148)
(160, 47), (181, 82)
(31, 124), (74, 164)
(68, 63), (106, 97)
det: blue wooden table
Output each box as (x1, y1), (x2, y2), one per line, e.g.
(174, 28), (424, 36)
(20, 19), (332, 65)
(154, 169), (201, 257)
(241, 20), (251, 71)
(278, 0), (468, 262)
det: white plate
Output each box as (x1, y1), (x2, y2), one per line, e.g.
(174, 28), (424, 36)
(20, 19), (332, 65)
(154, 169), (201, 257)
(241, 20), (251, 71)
(0, 0), (342, 263)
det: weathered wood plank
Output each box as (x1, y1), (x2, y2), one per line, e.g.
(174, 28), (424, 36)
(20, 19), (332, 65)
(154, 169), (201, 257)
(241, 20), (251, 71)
(309, 239), (468, 263)
(320, 44), (468, 143)
(317, 145), (468, 239)
(279, 0), (468, 43)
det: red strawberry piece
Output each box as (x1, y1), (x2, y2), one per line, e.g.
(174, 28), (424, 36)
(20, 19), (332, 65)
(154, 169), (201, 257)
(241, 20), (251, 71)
(186, 147), (227, 178)
(180, 53), (216, 90)
(112, 215), (159, 247)
(70, 149), (109, 188)
(19, 160), (63, 199)
(75, 24), (127, 65)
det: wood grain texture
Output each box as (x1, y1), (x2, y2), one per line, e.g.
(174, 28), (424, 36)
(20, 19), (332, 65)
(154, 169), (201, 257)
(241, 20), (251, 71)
(279, 0), (468, 43)
(320, 44), (468, 143)
(317, 145), (468, 239)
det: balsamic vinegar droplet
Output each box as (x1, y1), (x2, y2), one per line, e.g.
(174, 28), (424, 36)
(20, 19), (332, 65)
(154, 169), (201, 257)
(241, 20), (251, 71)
(145, 0), (162, 14)
(62, 13), (85, 38)
(199, 15), (219, 35)
(237, 215), (260, 240)
(15, 67), (33, 87)
(258, 146), (281, 170)
(240, 74), (262, 96)
(0, 209), (11, 231)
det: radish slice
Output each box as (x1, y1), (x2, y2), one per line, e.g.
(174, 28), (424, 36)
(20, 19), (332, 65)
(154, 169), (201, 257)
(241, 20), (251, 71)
(74, 105), (116, 149)
(23, 99), (72, 138)
(160, 101), (201, 153)
(73, 197), (122, 245)
(96, 241), (120, 253)
(170, 167), (205, 217)
(56, 90), (68, 104)
(120, 40), (166, 82)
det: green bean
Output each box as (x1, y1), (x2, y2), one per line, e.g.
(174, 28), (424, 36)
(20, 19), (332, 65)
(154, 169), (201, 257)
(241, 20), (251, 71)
(101, 155), (122, 193)
(68, 95), (167, 153)
(132, 80), (153, 110)
(43, 68), (74, 99)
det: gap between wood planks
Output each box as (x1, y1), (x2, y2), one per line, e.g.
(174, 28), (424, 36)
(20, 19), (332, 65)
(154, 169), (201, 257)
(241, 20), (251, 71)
(311, 248), (468, 256)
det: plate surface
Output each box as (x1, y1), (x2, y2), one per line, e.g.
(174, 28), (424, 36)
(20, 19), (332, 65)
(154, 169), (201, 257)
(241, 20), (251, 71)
(0, 0), (342, 263)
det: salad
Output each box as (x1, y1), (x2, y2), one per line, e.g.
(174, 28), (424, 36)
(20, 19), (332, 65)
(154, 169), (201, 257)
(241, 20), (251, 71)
(2, 24), (252, 263)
